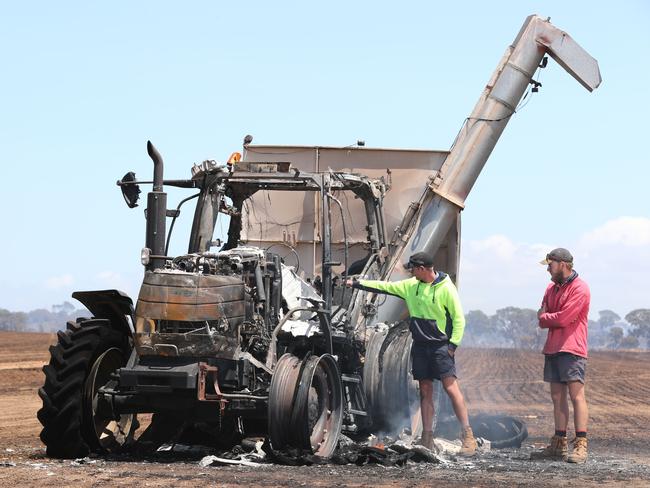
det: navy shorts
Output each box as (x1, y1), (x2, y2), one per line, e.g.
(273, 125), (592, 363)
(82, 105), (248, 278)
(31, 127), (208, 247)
(411, 342), (456, 381)
(543, 352), (586, 384)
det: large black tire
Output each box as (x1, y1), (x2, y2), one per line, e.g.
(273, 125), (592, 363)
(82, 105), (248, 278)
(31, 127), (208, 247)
(37, 318), (133, 458)
(364, 322), (427, 435)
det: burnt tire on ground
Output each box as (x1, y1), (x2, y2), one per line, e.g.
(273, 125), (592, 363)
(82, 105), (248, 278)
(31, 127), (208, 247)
(37, 318), (134, 458)
(434, 413), (528, 448)
(469, 414), (528, 449)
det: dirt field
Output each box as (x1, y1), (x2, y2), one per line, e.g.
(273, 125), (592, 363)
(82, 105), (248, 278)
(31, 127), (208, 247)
(1, 331), (649, 487)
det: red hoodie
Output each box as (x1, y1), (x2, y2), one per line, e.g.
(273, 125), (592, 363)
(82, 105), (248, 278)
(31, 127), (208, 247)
(538, 272), (591, 358)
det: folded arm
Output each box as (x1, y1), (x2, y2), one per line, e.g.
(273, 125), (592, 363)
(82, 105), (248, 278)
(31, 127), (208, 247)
(539, 288), (589, 329)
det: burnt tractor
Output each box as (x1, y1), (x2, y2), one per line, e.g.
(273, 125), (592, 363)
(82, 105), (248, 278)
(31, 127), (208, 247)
(38, 142), (413, 458)
(38, 14), (601, 459)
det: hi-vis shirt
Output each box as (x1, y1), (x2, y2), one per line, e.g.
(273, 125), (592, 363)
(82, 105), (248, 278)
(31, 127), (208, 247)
(353, 272), (466, 347)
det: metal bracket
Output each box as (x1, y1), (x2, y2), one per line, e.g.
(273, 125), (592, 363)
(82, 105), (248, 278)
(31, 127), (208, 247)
(427, 183), (466, 210)
(429, 171), (443, 188)
(197, 362), (228, 417)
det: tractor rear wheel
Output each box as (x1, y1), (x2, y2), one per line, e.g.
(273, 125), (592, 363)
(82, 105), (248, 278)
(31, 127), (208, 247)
(37, 318), (135, 458)
(363, 321), (442, 436)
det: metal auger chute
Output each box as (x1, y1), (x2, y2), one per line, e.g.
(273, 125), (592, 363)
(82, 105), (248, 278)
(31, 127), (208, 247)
(377, 14), (602, 324)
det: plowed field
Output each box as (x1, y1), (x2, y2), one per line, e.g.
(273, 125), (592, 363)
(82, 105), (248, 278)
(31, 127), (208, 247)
(1, 331), (649, 487)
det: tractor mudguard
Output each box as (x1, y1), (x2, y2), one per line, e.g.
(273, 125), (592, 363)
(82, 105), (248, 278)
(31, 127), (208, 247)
(72, 289), (135, 338)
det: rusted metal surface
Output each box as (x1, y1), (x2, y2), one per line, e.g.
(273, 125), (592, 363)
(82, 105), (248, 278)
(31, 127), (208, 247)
(134, 270), (246, 359)
(292, 354), (343, 457)
(268, 353), (302, 450)
(363, 322), (421, 434)
(135, 302), (245, 322)
(135, 271), (246, 322)
(197, 363), (223, 401)
(197, 362), (227, 418)
(197, 362), (269, 402)
(268, 353), (343, 458)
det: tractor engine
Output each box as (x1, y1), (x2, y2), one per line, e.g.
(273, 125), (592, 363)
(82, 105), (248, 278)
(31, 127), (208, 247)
(130, 247), (284, 393)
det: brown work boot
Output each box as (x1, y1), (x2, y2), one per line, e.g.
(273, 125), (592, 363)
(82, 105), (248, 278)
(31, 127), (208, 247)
(567, 437), (588, 464)
(415, 430), (434, 450)
(530, 435), (568, 461)
(459, 426), (477, 457)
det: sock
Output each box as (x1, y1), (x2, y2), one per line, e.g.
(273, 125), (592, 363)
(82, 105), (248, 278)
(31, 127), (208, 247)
(576, 431), (587, 438)
(555, 430), (567, 437)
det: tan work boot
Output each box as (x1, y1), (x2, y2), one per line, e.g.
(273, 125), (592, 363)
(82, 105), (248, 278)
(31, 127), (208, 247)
(459, 426), (477, 457)
(567, 437), (588, 464)
(530, 435), (568, 461)
(415, 430), (434, 450)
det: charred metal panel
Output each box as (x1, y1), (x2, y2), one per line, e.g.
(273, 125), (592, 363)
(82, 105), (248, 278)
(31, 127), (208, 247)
(135, 271), (245, 322)
(135, 331), (240, 359)
(134, 271), (246, 359)
(135, 302), (246, 322)
(119, 362), (199, 391)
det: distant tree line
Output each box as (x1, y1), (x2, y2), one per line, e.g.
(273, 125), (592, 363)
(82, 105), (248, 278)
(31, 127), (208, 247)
(2, 302), (649, 351)
(463, 308), (650, 350)
(0, 302), (87, 333)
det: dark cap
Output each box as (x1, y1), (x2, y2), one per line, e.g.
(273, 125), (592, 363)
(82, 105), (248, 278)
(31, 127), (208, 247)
(540, 248), (573, 265)
(405, 252), (435, 269)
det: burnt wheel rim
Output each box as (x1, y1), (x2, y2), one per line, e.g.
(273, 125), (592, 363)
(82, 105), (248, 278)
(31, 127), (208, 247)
(85, 347), (134, 451)
(363, 323), (422, 435)
(268, 353), (302, 450)
(292, 354), (343, 457)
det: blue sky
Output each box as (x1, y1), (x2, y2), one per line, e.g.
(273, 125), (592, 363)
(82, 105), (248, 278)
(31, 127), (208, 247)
(1, 1), (648, 318)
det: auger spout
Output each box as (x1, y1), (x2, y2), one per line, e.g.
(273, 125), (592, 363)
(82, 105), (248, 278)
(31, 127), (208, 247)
(378, 15), (601, 322)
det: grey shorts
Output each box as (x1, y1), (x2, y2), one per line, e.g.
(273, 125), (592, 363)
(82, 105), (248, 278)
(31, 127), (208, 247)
(543, 352), (586, 384)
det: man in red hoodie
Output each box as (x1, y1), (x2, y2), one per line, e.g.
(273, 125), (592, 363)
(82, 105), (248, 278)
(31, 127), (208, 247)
(531, 248), (590, 464)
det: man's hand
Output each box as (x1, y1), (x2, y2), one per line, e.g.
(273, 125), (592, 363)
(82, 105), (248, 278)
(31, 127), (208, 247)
(447, 345), (455, 358)
(345, 279), (354, 288)
(537, 303), (546, 319)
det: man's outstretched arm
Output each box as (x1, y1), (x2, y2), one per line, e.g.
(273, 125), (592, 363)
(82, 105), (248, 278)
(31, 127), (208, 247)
(346, 278), (410, 300)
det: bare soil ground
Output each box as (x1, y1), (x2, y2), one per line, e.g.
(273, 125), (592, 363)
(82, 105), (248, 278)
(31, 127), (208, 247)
(1, 331), (649, 487)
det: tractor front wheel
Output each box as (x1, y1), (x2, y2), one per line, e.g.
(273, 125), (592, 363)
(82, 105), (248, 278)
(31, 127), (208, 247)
(37, 318), (136, 458)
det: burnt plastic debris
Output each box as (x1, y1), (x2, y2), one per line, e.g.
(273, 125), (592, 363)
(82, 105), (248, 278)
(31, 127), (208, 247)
(261, 438), (427, 467)
(126, 414), (527, 467)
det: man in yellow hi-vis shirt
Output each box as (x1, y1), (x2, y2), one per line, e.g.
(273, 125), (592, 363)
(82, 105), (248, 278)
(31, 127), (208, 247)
(346, 252), (477, 456)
